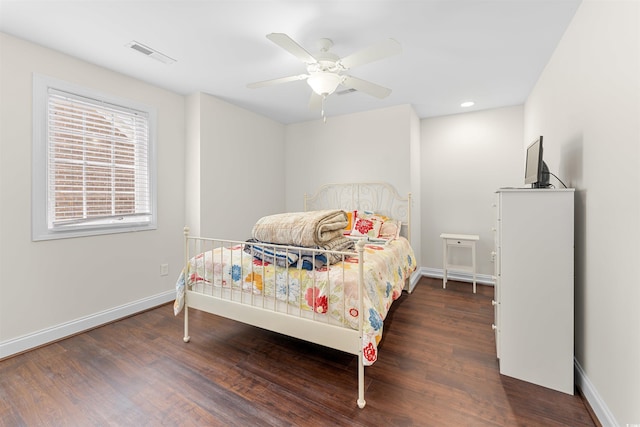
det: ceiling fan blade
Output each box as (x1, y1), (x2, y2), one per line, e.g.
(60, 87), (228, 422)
(308, 92), (322, 110)
(338, 38), (402, 70)
(266, 33), (317, 64)
(247, 74), (308, 89)
(342, 75), (392, 99)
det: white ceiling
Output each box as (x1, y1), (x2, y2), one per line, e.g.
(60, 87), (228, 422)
(0, 0), (581, 124)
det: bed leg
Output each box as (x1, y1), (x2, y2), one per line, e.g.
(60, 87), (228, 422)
(183, 226), (191, 343)
(183, 305), (191, 343)
(357, 351), (366, 408)
(356, 238), (367, 409)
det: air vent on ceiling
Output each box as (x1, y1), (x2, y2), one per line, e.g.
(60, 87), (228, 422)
(337, 88), (357, 96)
(126, 41), (176, 64)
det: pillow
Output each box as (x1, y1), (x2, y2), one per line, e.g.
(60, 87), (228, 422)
(353, 211), (402, 240)
(343, 210), (356, 235)
(358, 211), (390, 220)
(379, 219), (402, 240)
(351, 215), (383, 238)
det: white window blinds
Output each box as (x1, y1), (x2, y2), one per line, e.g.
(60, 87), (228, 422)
(47, 89), (151, 228)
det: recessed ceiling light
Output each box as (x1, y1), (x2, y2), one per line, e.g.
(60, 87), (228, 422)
(461, 101), (475, 108)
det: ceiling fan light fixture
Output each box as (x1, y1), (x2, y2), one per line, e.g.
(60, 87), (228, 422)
(307, 72), (342, 96)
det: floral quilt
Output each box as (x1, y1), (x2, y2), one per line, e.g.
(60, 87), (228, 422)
(174, 237), (416, 365)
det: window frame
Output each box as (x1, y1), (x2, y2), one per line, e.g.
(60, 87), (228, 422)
(32, 74), (157, 241)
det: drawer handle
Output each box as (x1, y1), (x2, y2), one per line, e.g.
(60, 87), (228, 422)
(491, 300), (497, 306)
(492, 324), (497, 330)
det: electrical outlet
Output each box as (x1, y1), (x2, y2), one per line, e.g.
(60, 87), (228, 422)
(160, 263), (169, 276)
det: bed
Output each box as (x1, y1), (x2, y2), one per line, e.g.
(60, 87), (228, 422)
(173, 182), (416, 408)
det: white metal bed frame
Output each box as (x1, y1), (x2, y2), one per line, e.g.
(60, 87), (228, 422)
(180, 182), (411, 408)
(304, 182), (411, 245)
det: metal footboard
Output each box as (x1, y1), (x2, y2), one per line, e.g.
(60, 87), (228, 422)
(181, 227), (368, 408)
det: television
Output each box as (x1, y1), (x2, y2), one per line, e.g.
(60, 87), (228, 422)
(524, 136), (549, 188)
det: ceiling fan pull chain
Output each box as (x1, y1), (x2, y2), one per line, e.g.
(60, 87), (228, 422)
(322, 94), (327, 123)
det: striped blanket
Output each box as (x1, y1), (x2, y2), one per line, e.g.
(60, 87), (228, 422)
(244, 236), (355, 270)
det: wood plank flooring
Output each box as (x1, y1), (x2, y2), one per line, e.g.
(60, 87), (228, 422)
(0, 277), (596, 426)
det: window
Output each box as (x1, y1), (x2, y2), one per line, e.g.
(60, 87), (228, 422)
(33, 75), (157, 240)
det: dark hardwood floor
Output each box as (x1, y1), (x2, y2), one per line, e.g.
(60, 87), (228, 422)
(0, 277), (596, 426)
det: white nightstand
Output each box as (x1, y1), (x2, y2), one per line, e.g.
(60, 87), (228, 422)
(440, 233), (480, 293)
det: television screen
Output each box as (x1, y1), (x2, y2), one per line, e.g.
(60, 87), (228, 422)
(524, 136), (544, 187)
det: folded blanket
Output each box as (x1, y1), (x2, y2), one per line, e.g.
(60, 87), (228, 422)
(251, 210), (348, 247)
(244, 236), (355, 270)
(244, 238), (303, 269)
(317, 235), (357, 261)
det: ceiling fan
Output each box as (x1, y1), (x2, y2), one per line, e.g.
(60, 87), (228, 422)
(247, 33), (402, 118)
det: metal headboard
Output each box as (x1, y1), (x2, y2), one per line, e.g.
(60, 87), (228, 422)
(304, 182), (411, 241)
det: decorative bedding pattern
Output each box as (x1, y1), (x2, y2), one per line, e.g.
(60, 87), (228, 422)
(174, 237), (416, 365)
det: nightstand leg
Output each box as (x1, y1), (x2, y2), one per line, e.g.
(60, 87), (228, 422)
(472, 241), (477, 293)
(442, 239), (447, 289)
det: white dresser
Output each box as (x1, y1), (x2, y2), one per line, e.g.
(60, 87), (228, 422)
(493, 188), (575, 394)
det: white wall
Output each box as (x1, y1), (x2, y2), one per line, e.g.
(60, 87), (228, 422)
(0, 34), (186, 356)
(420, 106), (524, 277)
(524, 1), (640, 425)
(185, 93), (202, 236)
(284, 104), (421, 263)
(409, 107), (422, 267)
(195, 92), (286, 239)
(284, 105), (414, 207)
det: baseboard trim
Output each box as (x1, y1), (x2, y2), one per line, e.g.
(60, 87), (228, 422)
(414, 269), (615, 425)
(0, 290), (175, 360)
(420, 267), (495, 286)
(406, 270), (421, 293)
(0, 267), (449, 358)
(1, 274), (614, 427)
(574, 358), (617, 427)
(418, 270), (613, 426)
